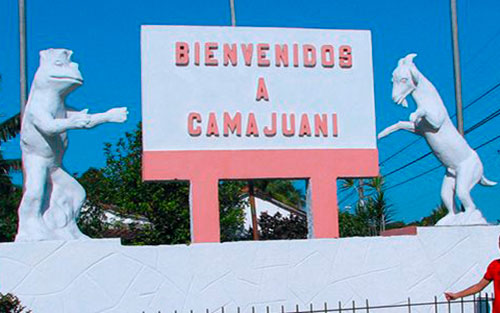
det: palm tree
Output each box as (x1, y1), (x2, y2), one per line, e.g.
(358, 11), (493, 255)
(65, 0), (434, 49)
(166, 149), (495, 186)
(0, 74), (22, 241)
(0, 75), (21, 189)
(340, 175), (394, 236)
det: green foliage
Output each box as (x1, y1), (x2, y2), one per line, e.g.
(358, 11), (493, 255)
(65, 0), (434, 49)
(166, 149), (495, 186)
(417, 203), (447, 226)
(219, 181), (248, 242)
(338, 176), (393, 237)
(0, 293), (31, 313)
(0, 187), (22, 242)
(0, 113), (20, 143)
(253, 180), (305, 209)
(78, 123), (249, 245)
(257, 212), (307, 240)
(339, 210), (370, 237)
(0, 75), (22, 242)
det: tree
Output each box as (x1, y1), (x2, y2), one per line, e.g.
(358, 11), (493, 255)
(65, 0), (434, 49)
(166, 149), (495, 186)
(339, 210), (370, 237)
(0, 74), (22, 242)
(417, 204), (447, 226)
(0, 293), (31, 313)
(338, 176), (394, 237)
(257, 211), (307, 240)
(78, 123), (248, 245)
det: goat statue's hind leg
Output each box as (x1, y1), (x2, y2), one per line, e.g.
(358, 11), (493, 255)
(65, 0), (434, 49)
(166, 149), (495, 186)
(378, 121), (416, 139)
(436, 170), (458, 226)
(455, 155), (488, 225)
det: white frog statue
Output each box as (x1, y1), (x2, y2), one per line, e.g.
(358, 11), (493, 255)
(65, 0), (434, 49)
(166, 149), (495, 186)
(15, 48), (128, 241)
(378, 54), (496, 226)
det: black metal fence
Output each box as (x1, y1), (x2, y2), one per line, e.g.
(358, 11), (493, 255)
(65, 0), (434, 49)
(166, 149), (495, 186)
(145, 293), (495, 313)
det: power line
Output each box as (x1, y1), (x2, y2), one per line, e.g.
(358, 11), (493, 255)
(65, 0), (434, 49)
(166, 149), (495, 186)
(384, 151), (432, 177)
(378, 82), (500, 166)
(338, 188), (356, 206)
(386, 133), (500, 191)
(464, 106), (500, 134)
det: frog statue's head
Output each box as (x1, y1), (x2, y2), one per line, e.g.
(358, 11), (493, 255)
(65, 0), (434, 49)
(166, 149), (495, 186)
(33, 48), (83, 95)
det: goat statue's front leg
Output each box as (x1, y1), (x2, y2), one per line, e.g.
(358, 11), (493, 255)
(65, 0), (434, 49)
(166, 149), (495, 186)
(378, 121), (416, 139)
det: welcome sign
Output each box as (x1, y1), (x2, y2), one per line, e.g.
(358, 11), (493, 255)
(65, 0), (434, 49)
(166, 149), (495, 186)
(141, 26), (378, 243)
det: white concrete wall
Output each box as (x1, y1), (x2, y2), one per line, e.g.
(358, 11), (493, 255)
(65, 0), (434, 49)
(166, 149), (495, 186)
(0, 226), (498, 313)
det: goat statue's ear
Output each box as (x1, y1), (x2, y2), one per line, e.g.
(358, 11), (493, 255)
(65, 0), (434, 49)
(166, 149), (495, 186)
(403, 53), (417, 64)
(409, 64), (419, 86)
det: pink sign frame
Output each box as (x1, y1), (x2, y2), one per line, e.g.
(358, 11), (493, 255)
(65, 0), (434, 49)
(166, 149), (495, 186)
(143, 149), (378, 243)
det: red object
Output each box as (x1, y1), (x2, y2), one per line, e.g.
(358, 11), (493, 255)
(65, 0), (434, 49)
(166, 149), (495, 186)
(484, 259), (500, 313)
(380, 226), (418, 237)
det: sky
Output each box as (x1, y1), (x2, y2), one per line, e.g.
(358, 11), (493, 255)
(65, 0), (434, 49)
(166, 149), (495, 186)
(0, 0), (499, 224)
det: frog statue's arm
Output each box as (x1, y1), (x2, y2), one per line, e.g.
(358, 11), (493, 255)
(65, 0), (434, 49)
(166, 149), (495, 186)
(66, 107), (128, 129)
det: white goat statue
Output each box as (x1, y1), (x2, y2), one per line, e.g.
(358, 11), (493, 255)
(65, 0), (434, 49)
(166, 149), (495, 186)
(378, 53), (496, 226)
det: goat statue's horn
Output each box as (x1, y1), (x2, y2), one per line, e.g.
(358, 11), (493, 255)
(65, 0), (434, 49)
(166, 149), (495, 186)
(403, 53), (417, 64)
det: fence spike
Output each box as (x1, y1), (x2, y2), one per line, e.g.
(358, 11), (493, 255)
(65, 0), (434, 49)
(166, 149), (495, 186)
(324, 302), (328, 313)
(460, 296), (464, 313)
(222, 307), (224, 313)
(407, 297), (411, 313)
(267, 306), (270, 313)
(238, 307), (241, 313)
(310, 303), (313, 313)
(474, 293), (477, 313)
(434, 295), (438, 313)
(282, 305), (285, 313)
(338, 301), (342, 313)
(352, 300), (356, 313)
(296, 304), (299, 313)
(365, 299), (369, 313)
(447, 297), (451, 313)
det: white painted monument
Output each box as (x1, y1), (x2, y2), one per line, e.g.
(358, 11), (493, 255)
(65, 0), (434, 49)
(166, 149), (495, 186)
(16, 48), (128, 242)
(378, 54), (496, 226)
(1, 33), (498, 313)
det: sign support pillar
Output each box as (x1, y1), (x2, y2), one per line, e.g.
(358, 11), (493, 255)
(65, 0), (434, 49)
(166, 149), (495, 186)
(190, 176), (220, 243)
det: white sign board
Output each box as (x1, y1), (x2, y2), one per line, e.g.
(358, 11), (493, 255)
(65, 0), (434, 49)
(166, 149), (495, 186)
(141, 25), (376, 151)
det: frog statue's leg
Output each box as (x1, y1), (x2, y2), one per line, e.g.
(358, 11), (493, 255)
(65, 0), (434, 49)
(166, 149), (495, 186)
(43, 166), (89, 240)
(15, 154), (55, 242)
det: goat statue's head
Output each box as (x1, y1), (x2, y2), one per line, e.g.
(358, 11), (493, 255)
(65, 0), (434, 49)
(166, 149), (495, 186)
(392, 53), (419, 108)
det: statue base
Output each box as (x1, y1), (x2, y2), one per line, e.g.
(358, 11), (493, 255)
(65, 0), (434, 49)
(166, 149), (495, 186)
(0, 225), (498, 313)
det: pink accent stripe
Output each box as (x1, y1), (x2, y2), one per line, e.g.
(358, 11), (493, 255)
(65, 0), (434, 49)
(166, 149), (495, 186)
(143, 149), (378, 180)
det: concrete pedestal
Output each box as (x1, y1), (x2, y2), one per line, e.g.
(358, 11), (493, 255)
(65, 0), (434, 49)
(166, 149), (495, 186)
(0, 226), (498, 313)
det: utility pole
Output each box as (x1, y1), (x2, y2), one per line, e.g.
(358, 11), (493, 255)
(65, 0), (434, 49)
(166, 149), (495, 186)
(229, 0), (236, 27)
(18, 0), (28, 116)
(358, 179), (365, 207)
(450, 0), (464, 135)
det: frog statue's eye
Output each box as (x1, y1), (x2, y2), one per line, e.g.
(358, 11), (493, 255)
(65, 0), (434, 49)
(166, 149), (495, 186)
(54, 60), (63, 66)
